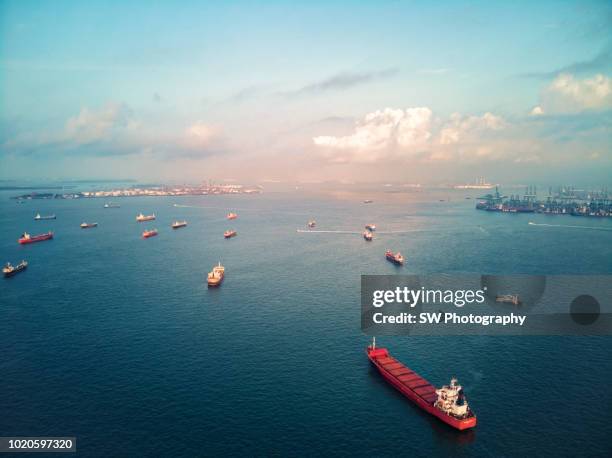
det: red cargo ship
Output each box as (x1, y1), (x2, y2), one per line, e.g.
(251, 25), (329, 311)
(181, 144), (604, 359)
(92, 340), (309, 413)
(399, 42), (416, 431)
(18, 232), (53, 245)
(142, 229), (158, 239)
(366, 338), (477, 431)
(385, 250), (404, 265)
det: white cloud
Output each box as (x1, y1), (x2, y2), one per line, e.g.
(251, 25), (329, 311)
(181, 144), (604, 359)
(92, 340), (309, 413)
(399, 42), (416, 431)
(540, 73), (612, 113)
(65, 103), (134, 144)
(530, 105), (544, 116)
(439, 112), (505, 145)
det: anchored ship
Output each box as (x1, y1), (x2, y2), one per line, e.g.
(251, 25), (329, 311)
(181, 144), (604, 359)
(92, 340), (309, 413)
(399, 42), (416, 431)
(365, 224), (376, 231)
(80, 222), (98, 229)
(142, 229), (158, 238)
(363, 230), (373, 241)
(496, 294), (521, 305)
(172, 221), (187, 229)
(308, 220), (316, 228)
(136, 213), (156, 222)
(364, 200), (373, 204)
(34, 213), (56, 220)
(367, 338), (476, 430)
(104, 202), (120, 208)
(224, 229), (237, 239)
(227, 212), (238, 220)
(207, 262), (225, 287)
(385, 250), (404, 265)
(3, 260), (28, 277)
(18, 232), (53, 245)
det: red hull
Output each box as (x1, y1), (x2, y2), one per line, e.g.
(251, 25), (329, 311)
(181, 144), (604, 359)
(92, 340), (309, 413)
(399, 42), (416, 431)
(142, 231), (158, 238)
(367, 346), (477, 430)
(18, 233), (53, 244)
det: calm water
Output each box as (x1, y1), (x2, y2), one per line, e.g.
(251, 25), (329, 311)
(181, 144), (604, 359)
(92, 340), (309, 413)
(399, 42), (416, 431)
(1, 189), (611, 457)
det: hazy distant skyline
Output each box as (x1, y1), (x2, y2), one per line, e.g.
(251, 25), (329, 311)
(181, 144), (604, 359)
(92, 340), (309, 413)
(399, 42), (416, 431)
(1, 0), (611, 185)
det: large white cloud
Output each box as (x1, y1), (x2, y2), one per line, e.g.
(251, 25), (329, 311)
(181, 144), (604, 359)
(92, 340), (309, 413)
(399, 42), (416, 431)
(537, 73), (612, 114)
(65, 103), (136, 144)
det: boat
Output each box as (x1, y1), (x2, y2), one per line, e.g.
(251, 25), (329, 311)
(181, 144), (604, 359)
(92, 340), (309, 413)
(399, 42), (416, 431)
(496, 294), (521, 305)
(364, 200), (373, 204)
(308, 220), (316, 228)
(207, 262), (225, 287)
(80, 222), (98, 229)
(365, 224), (376, 231)
(366, 338), (477, 430)
(227, 212), (238, 220)
(172, 221), (187, 229)
(224, 230), (237, 239)
(18, 232), (53, 245)
(34, 213), (56, 220)
(104, 202), (120, 208)
(3, 260), (28, 277)
(136, 213), (156, 222)
(385, 250), (404, 265)
(363, 230), (373, 241)
(142, 229), (158, 238)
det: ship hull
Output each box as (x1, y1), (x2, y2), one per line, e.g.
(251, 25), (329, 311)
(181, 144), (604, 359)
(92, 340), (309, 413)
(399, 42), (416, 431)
(4, 265), (27, 277)
(172, 224), (187, 229)
(367, 347), (476, 431)
(18, 233), (53, 244)
(386, 255), (403, 265)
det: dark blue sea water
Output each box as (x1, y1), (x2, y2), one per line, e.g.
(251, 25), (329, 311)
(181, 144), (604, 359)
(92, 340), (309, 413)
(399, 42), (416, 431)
(1, 188), (611, 457)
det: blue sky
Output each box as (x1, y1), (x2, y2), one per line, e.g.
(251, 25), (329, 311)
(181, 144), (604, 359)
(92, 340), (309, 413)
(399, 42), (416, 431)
(1, 0), (610, 184)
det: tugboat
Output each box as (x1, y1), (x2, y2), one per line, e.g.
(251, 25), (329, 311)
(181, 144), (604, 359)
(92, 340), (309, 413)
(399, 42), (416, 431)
(142, 229), (158, 239)
(385, 250), (404, 265)
(104, 202), (120, 208)
(366, 338), (476, 430)
(172, 221), (187, 229)
(3, 260), (28, 277)
(496, 294), (521, 305)
(308, 220), (316, 228)
(80, 222), (98, 229)
(224, 229), (237, 239)
(34, 213), (56, 220)
(207, 262), (225, 287)
(365, 224), (376, 231)
(136, 213), (156, 222)
(18, 232), (53, 245)
(363, 230), (373, 241)
(227, 212), (238, 220)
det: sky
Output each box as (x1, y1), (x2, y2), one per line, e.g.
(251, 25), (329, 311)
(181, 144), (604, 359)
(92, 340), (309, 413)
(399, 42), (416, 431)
(0, 0), (611, 185)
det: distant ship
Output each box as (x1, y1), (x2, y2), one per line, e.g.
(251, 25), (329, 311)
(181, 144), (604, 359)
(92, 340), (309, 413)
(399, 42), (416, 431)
(454, 177), (495, 190)
(496, 294), (521, 305)
(385, 250), (404, 265)
(80, 222), (98, 229)
(207, 262), (225, 287)
(18, 232), (53, 245)
(227, 212), (238, 220)
(172, 221), (187, 229)
(3, 260), (28, 277)
(365, 224), (376, 231)
(136, 213), (156, 222)
(308, 220), (316, 228)
(363, 199), (373, 204)
(224, 229), (237, 239)
(34, 213), (56, 220)
(363, 230), (373, 241)
(142, 229), (158, 238)
(367, 338), (477, 430)
(104, 202), (120, 208)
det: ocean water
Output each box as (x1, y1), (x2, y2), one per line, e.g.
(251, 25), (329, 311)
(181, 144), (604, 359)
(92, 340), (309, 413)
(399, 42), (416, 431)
(1, 188), (611, 457)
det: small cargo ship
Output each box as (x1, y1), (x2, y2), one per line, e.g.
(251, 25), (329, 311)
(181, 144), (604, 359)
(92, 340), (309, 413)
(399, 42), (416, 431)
(308, 220), (316, 228)
(496, 294), (521, 305)
(364, 199), (373, 204)
(172, 221), (187, 229)
(227, 212), (238, 220)
(363, 230), (373, 241)
(385, 250), (404, 265)
(18, 232), (53, 245)
(136, 213), (156, 222)
(80, 222), (98, 229)
(365, 224), (376, 231)
(3, 260), (28, 277)
(224, 229), (237, 238)
(142, 229), (158, 239)
(104, 202), (120, 208)
(34, 213), (56, 220)
(207, 262), (225, 287)
(367, 338), (476, 431)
